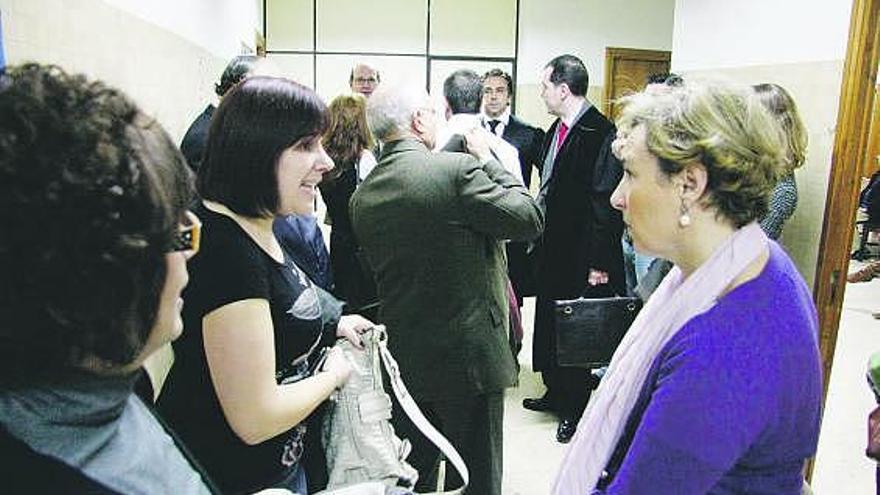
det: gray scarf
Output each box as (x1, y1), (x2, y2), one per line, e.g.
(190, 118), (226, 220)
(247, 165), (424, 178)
(0, 371), (211, 494)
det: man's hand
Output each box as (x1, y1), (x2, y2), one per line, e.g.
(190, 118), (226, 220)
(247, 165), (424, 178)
(587, 269), (609, 286)
(463, 128), (494, 164)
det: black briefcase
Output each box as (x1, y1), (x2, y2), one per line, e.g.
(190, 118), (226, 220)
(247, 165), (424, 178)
(554, 296), (642, 368)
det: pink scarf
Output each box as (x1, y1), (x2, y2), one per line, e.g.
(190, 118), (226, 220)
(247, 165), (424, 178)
(552, 223), (768, 494)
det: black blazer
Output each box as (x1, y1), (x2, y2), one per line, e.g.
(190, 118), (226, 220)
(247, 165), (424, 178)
(501, 115), (545, 189)
(534, 105), (625, 299)
(179, 104), (215, 172)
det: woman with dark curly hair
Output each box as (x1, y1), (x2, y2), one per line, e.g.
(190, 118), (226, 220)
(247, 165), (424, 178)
(319, 94), (379, 315)
(0, 64), (215, 493)
(158, 77), (373, 494)
(553, 80), (822, 494)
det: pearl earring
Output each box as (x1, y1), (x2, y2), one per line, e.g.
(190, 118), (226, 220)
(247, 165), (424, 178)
(679, 199), (691, 227)
(679, 213), (691, 227)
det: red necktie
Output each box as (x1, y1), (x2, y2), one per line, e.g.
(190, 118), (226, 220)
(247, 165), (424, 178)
(555, 122), (569, 154)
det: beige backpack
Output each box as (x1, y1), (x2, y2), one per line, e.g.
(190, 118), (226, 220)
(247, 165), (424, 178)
(317, 326), (468, 495)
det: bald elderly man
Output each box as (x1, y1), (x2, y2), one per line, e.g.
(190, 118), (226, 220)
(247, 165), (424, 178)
(351, 82), (543, 494)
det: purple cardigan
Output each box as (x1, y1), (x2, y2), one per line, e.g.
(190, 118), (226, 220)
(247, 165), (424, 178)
(597, 242), (822, 494)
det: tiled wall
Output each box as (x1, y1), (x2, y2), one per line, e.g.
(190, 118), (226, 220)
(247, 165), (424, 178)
(1, 0), (229, 142)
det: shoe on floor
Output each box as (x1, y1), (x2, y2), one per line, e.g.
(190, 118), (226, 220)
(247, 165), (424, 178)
(556, 418), (577, 443)
(523, 394), (557, 413)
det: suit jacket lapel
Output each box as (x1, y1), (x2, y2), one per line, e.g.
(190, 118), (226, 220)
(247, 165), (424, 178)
(538, 119), (561, 198)
(540, 108), (597, 198)
(501, 116), (518, 141)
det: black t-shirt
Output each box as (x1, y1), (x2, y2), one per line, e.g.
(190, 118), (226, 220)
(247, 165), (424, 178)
(158, 204), (326, 494)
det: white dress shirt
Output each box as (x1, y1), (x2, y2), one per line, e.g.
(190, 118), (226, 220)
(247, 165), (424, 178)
(480, 109), (511, 137)
(434, 113), (524, 185)
(356, 149), (377, 183)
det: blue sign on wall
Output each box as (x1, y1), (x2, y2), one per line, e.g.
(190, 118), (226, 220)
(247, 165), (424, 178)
(0, 10), (6, 73)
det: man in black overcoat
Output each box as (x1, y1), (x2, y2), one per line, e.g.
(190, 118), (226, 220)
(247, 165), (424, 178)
(525, 54), (625, 443)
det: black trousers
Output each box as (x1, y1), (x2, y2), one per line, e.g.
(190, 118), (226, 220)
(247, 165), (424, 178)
(392, 391), (505, 495)
(541, 366), (598, 420)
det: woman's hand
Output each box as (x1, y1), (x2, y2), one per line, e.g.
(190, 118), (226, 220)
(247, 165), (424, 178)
(321, 346), (353, 389)
(336, 314), (374, 349)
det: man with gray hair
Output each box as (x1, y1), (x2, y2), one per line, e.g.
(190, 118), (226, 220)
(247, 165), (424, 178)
(435, 69), (523, 184)
(436, 68), (528, 365)
(351, 82), (544, 494)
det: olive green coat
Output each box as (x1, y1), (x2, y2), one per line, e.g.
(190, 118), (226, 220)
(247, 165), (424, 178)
(350, 139), (544, 400)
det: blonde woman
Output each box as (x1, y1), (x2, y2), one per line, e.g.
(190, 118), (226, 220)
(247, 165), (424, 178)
(554, 81), (822, 494)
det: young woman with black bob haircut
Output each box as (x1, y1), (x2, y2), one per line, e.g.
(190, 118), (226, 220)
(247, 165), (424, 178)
(0, 64), (215, 493)
(158, 76), (372, 494)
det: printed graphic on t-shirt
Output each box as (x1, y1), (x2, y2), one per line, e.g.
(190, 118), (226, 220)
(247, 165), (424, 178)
(280, 424), (307, 467)
(273, 262), (323, 468)
(287, 282), (321, 320)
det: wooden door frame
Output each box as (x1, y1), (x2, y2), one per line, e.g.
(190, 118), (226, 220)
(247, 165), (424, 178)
(814, 0), (879, 399)
(808, 0), (879, 477)
(602, 47), (671, 115)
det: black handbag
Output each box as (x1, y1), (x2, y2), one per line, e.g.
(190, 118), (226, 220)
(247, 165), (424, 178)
(554, 296), (642, 368)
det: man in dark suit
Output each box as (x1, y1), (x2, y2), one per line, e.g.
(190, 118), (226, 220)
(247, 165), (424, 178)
(351, 83), (543, 495)
(437, 69), (523, 183)
(524, 54), (625, 444)
(481, 69), (545, 189)
(481, 68), (546, 315)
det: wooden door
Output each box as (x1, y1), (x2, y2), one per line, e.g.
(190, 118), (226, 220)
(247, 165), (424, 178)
(602, 47), (671, 122)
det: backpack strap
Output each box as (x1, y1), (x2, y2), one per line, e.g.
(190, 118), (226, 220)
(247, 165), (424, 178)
(373, 326), (469, 494)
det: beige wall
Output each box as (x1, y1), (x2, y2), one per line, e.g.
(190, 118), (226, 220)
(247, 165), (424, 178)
(671, 0), (850, 294)
(0, 0), (258, 141)
(1, 0), (260, 392)
(672, 0), (849, 70)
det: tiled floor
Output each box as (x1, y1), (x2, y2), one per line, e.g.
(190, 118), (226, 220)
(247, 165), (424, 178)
(502, 267), (880, 494)
(502, 297), (566, 494)
(812, 260), (878, 494)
